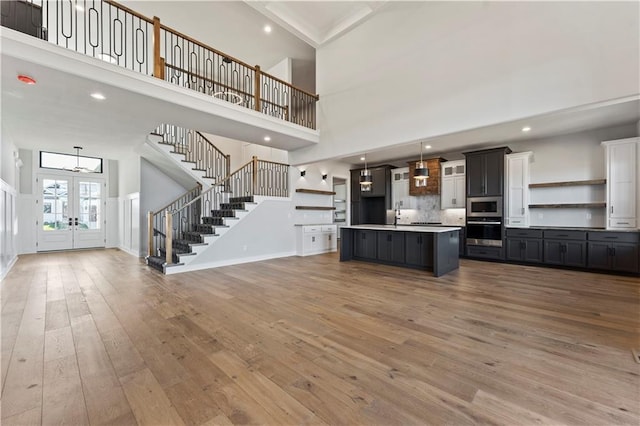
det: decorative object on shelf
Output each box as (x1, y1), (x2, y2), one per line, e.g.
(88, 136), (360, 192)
(414, 142), (429, 187)
(360, 155), (372, 192)
(322, 174), (328, 180)
(300, 170), (306, 177)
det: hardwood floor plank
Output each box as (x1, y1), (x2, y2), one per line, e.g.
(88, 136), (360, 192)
(2, 250), (639, 426)
(42, 354), (89, 425)
(119, 368), (186, 426)
(1, 267), (47, 420)
(70, 314), (134, 424)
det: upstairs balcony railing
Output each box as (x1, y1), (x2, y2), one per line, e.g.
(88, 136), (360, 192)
(0, 0), (319, 130)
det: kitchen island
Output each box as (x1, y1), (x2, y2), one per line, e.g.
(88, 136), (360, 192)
(340, 225), (461, 277)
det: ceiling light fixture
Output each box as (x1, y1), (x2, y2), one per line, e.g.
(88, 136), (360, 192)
(75, 4), (84, 11)
(360, 157), (365, 161)
(90, 92), (106, 100)
(360, 155), (372, 191)
(322, 174), (328, 181)
(66, 146), (93, 173)
(98, 53), (118, 64)
(17, 74), (36, 85)
(264, 136), (271, 142)
(425, 145), (432, 149)
(522, 126), (531, 132)
(414, 142), (429, 187)
(300, 170), (306, 177)
(264, 25), (272, 33)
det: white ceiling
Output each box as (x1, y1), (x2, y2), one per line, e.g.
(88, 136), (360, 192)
(246, 1), (387, 47)
(339, 97), (640, 167)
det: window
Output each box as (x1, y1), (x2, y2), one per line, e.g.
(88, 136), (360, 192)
(40, 151), (103, 173)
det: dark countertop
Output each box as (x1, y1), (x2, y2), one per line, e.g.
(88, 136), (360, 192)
(507, 226), (639, 233)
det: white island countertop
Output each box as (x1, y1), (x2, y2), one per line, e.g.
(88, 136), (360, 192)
(342, 225), (461, 233)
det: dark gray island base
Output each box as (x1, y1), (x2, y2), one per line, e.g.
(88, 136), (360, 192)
(340, 225), (461, 277)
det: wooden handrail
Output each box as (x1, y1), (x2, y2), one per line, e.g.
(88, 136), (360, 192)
(151, 184), (201, 215)
(260, 71), (320, 100)
(162, 63), (289, 111)
(104, 0), (154, 23)
(257, 158), (290, 167)
(195, 131), (228, 160)
(159, 24), (255, 70)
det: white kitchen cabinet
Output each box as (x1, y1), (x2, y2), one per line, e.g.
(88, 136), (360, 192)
(603, 138), (639, 229)
(296, 224), (337, 256)
(391, 167), (414, 209)
(440, 160), (465, 209)
(505, 152), (532, 227)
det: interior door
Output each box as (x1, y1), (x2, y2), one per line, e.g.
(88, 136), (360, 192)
(38, 175), (105, 251)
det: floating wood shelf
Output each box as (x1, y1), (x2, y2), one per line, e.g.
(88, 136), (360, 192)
(295, 189), (336, 195)
(528, 203), (606, 209)
(295, 206), (336, 210)
(529, 179), (606, 188)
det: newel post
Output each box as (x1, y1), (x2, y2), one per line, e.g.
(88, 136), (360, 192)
(153, 16), (162, 79)
(165, 212), (173, 265)
(254, 65), (261, 112)
(147, 211), (154, 257)
(252, 156), (258, 196)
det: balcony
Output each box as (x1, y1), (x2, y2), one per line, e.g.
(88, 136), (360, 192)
(0, 0), (319, 130)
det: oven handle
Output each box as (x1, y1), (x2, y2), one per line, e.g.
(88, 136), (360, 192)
(467, 221), (502, 225)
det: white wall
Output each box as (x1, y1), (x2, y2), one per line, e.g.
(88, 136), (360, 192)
(266, 57), (292, 83)
(200, 132), (289, 171)
(139, 158), (190, 256)
(293, 160), (351, 225)
(118, 150), (141, 196)
(179, 197), (296, 271)
(291, 1), (640, 165)
(122, 1), (315, 92)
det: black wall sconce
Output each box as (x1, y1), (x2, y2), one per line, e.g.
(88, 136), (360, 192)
(300, 170), (306, 177)
(322, 174), (328, 180)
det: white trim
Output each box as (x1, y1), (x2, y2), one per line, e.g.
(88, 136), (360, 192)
(0, 256), (18, 282)
(118, 246), (143, 258)
(164, 251), (296, 275)
(0, 179), (18, 281)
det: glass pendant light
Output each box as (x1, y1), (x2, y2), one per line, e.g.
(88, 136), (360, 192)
(414, 142), (429, 187)
(360, 155), (372, 192)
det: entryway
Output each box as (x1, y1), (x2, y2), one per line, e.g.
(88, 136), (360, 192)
(37, 174), (106, 251)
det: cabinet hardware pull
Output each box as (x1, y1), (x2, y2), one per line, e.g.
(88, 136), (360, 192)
(312, 236), (315, 242)
(521, 207), (525, 214)
(610, 206), (613, 214)
(617, 222), (629, 225)
(611, 247), (616, 256)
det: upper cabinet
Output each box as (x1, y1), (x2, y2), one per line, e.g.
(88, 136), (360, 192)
(408, 158), (445, 196)
(505, 152), (532, 227)
(364, 167), (391, 198)
(391, 167), (414, 209)
(464, 147), (512, 197)
(441, 160), (465, 209)
(603, 137), (639, 229)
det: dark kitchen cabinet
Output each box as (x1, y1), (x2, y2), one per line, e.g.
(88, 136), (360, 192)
(377, 232), (405, 263)
(350, 166), (393, 225)
(405, 233), (434, 268)
(354, 230), (377, 260)
(544, 240), (587, 267)
(364, 168), (390, 198)
(464, 147), (511, 197)
(505, 229), (543, 263)
(587, 232), (639, 273)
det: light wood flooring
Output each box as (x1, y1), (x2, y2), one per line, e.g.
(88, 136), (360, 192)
(1, 249), (639, 425)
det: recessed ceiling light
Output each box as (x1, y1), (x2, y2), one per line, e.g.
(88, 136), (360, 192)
(17, 74), (36, 85)
(75, 4), (84, 11)
(90, 92), (106, 100)
(425, 145), (432, 149)
(99, 53), (117, 64)
(360, 157), (365, 161)
(264, 25), (272, 33)
(264, 136), (271, 142)
(522, 126), (531, 132)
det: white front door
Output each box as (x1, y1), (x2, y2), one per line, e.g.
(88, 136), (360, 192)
(38, 175), (106, 251)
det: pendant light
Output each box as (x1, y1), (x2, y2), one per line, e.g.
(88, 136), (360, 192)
(414, 142), (429, 187)
(360, 155), (372, 192)
(66, 146), (92, 173)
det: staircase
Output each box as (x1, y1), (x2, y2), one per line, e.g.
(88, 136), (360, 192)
(145, 128), (290, 274)
(146, 195), (257, 272)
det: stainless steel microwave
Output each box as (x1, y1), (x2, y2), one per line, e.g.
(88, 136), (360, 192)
(467, 196), (502, 217)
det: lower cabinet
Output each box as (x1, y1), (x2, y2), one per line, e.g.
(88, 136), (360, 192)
(377, 231), (405, 263)
(587, 232), (639, 273)
(405, 233), (433, 268)
(542, 230), (587, 268)
(505, 229), (543, 263)
(466, 246), (504, 260)
(296, 225), (337, 256)
(354, 229), (377, 259)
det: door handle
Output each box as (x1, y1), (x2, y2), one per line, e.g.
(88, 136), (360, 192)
(74, 218), (79, 226)
(521, 207), (525, 215)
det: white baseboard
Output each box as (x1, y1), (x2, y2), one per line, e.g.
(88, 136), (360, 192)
(0, 255), (19, 282)
(164, 251), (296, 275)
(118, 246), (144, 258)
